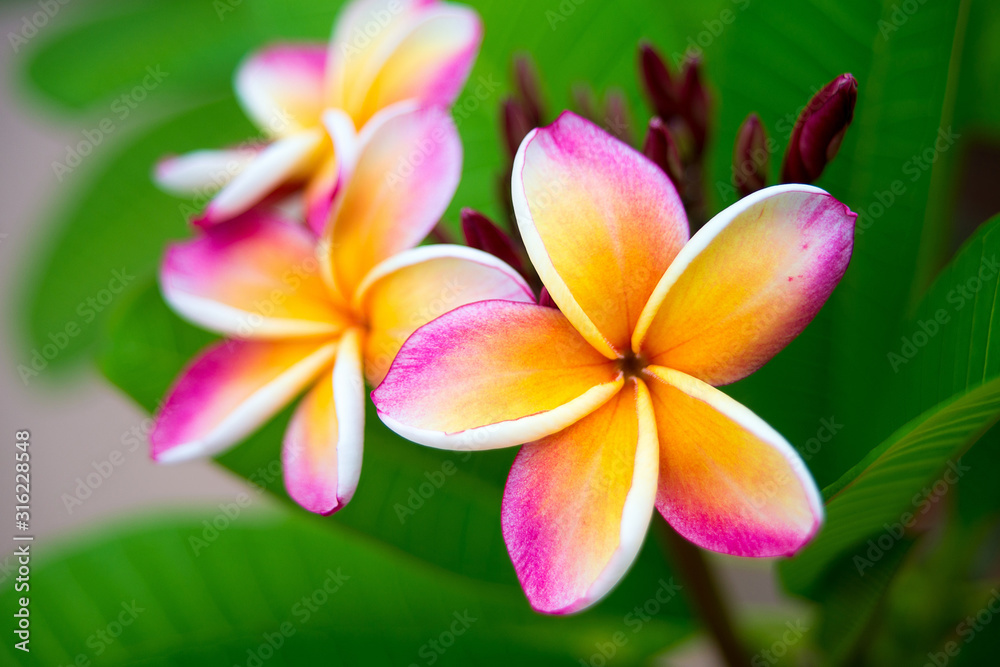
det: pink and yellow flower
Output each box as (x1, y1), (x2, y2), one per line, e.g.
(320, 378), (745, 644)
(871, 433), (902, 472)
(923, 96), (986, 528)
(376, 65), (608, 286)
(155, 0), (482, 228)
(150, 105), (533, 515)
(372, 112), (856, 614)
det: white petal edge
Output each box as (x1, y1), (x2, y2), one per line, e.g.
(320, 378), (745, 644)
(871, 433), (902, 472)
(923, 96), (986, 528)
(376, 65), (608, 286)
(332, 328), (366, 504)
(376, 378), (625, 452)
(156, 341), (338, 464)
(631, 184), (831, 350)
(510, 126), (619, 361)
(352, 243), (535, 312)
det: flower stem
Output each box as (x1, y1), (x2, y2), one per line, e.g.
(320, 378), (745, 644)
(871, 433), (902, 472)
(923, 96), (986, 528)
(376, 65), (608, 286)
(657, 523), (748, 667)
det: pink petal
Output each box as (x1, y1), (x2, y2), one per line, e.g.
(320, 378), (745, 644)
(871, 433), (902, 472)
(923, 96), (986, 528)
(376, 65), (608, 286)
(151, 339), (338, 463)
(235, 43), (329, 136)
(372, 299), (622, 451)
(645, 366), (824, 557)
(160, 210), (350, 339)
(503, 380), (658, 614)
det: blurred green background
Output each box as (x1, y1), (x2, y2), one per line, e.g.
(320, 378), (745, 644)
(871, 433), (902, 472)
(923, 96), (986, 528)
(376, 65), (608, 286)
(3, 0), (1000, 664)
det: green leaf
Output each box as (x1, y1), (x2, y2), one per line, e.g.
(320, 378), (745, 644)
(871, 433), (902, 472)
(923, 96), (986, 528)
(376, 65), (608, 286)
(0, 511), (690, 666)
(813, 540), (914, 666)
(99, 281), (694, 619)
(779, 212), (1000, 656)
(779, 375), (1000, 597)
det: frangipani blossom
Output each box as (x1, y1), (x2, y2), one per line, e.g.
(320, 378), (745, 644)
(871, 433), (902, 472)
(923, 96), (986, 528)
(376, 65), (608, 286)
(373, 112), (856, 614)
(151, 106), (533, 515)
(155, 0), (482, 228)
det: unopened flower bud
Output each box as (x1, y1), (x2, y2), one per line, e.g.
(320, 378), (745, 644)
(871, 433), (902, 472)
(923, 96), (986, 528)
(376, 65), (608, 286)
(461, 208), (525, 276)
(604, 90), (632, 144)
(639, 42), (678, 119)
(501, 97), (533, 162)
(781, 73), (858, 183)
(733, 113), (768, 197)
(571, 83), (600, 124)
(642, 117), (684, 195)
(679, 57), (709, 153)
(514, 55), (545, 128)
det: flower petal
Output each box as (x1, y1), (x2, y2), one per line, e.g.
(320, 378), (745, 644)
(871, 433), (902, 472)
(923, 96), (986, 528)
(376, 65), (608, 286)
(235, 43), (328, 136)
(305, 109), (361, 235)
(282, 329), (365, 515)
(645, 366), (823, 557)
(356, 244), (535, 386)
(328, 0), (481, 125)
(154, 147), (261, 196)
(634, 185), (856, 385)
(324, 105), (461, 298)
(502, 379), (658, 614)
(199, 129), (326, 226)
(160, 211), (349, 339)
(512, 111), (689, 358)
(151, 339), (338, 463)
(373, 300), (623, 451)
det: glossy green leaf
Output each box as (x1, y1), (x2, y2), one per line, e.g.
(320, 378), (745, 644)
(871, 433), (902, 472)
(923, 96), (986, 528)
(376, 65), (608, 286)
(780, 376), (1000, 597)
(0, 511), (690, 666)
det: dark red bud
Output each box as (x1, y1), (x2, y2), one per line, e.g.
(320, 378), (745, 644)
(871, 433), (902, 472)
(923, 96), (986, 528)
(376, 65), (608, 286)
(781, 73), (858, 183)
(639, 42), (678, 119)
(679, 57), (709, 153)
(538, 287), (558, 309)
(461, 208), (525, 276)
(571, 84), (600, 124)
(501, 97), (533, 162)
(514, 55), (545, 128)
(643, 117), (684, 195)
(733, 113), (769, 197)
(604, 90), (632, 144)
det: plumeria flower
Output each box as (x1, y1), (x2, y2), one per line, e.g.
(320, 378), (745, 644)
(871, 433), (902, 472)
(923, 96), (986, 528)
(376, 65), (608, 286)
(373, 112), (856, 614)
(150, 106), (533, 515)
(155, 0), (482, 229)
